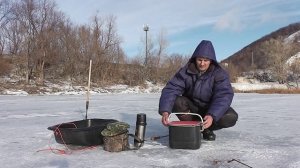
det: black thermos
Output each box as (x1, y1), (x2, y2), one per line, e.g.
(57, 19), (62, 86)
(134, 113), (147, 148)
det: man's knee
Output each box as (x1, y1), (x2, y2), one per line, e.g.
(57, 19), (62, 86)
(172, 96), (190, 112)
(172, 96), (194, 121)
(217, 107), (238, 128)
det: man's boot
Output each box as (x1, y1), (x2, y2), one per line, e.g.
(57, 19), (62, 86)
(202, 129), (216, 141)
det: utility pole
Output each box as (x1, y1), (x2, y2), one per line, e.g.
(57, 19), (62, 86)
(143, 25), (149, 66)
(251, 51), (254, 67)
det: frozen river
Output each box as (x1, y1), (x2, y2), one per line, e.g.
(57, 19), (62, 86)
(0, 93), (299, 168)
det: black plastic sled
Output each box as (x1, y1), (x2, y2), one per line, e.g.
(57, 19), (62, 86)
(48, 118), (118, 146)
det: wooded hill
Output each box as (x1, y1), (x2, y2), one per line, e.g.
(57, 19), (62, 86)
(221, 22), (300, 84)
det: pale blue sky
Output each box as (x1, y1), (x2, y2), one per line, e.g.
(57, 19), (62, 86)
(54, 0), (300, 61)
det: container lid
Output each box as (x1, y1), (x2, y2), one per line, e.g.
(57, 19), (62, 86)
(168, 121), (201, 127)
(136, 113), (147, 125)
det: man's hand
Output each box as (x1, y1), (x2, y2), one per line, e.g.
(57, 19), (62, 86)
(202, 115), (213, 129)
(161, 112), (170, 126)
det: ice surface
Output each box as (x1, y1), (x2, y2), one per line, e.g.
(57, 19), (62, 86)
(0, 93), (299, 168)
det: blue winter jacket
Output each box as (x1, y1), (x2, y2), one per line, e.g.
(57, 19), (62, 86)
(158, 40), (233, 122)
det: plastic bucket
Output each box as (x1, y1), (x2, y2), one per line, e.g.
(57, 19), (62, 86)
(168, 113), (203, 149)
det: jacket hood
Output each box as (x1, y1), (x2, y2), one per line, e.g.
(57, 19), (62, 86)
(190, 40), (217, 64)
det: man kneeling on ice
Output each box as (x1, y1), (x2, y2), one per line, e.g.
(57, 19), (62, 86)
(158, 40), (238, 141)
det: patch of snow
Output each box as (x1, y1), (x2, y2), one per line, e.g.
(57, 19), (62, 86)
(286, 52), (300, 66)
(3, 89), (29, 95)
(284, 30), (300, 44)
(236, 77), (260, 84)
(232, 82), (287, 91)
(0, 80), (164, 96)
(105, 84), (129, 90)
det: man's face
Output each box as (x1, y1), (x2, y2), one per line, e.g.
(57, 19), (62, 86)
(195, 57), (211, 72)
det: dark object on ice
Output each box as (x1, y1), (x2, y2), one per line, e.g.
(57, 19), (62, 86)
(168, 113), (203, 149)
(48, 118), (118, 146)
(150, 134), (169, 141)
(202, 129), (216, 141)
(134, 113), (147, 148)
(228, 159), (253, 168)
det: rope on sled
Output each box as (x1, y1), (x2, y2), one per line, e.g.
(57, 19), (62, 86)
(36, 123), (97, 155)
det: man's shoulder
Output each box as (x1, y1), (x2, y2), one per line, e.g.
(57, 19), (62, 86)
(212, 65), (230, 80)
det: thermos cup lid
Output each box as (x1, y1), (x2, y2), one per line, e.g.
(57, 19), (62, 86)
(136, 113), (147, 125)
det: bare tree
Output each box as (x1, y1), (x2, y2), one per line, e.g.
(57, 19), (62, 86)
(149, 29), (168, 83)
(90, 15), (123, 84)
(8, 0), (65, 84)
(138, 28), (169, 83)
(58, 22), (83, 82)
(34, 0), (65, 84)
(288, 58), (300, 88)
(10, 0), (36, 83)
(156, 29), (168, 65)
(221, 62), (239, 82)
(0, 0), (11, 28)
(0, 0), (12, 76)
(159, 53), (188, 83)
(260, 38), (293, 84)
(0, 0), (12, 55)
(4, 19), (23, 55)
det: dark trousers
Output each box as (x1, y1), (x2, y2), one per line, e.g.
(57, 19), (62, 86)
(172, 96), (238, 130)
